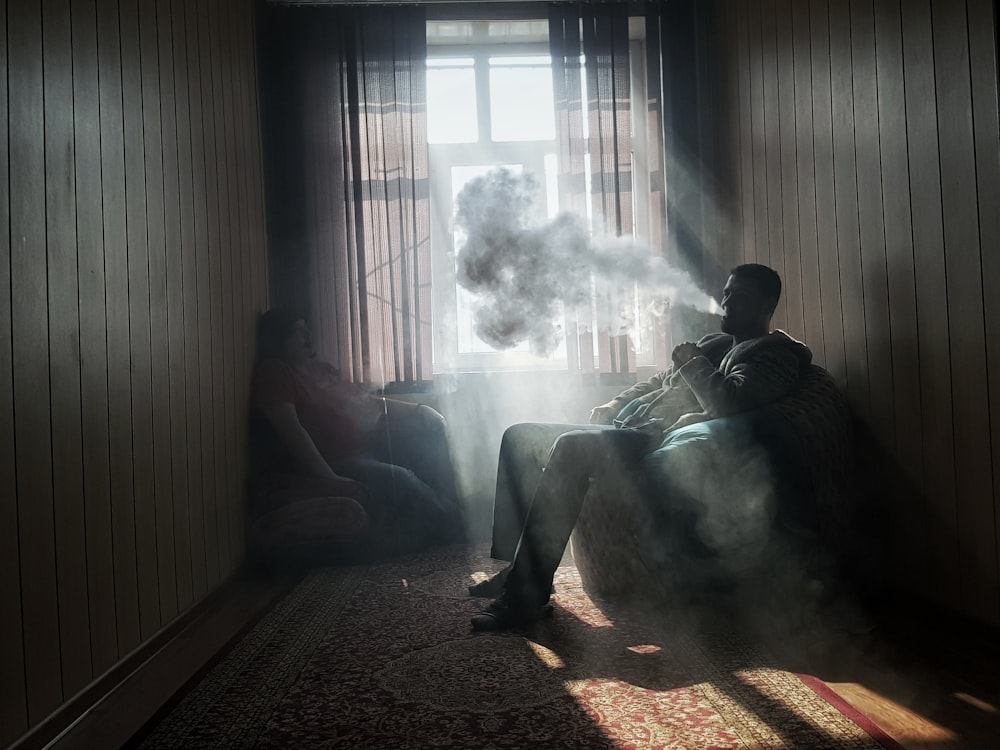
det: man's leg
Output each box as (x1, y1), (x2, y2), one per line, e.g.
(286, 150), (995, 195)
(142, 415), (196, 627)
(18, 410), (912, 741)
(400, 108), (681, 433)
(491, 423), (591, 561)
(473, 427), (653, 630)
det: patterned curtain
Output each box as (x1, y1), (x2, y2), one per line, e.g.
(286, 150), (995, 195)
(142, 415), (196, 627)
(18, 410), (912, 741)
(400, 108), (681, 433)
(265, 6), (431, 386)
(549, 4), (636, 376)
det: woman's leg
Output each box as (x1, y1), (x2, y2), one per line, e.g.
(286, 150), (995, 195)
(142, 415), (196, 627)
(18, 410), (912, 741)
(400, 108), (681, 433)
(337, 457), (464, 551)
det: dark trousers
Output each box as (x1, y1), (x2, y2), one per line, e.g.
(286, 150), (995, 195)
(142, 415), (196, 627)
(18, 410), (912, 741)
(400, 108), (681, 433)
(491, 423), (655, 605)
(337, 410), (465, 549)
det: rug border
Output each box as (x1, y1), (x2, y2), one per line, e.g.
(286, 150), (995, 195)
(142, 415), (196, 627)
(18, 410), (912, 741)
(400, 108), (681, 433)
(796, 673), (907, 750)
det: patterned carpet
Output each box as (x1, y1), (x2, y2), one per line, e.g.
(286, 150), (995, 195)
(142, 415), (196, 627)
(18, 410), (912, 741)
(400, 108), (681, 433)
(138, 546), (900, 749)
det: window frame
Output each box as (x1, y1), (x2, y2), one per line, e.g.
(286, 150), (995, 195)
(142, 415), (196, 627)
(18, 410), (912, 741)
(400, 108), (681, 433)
(428, 39), (566, 373)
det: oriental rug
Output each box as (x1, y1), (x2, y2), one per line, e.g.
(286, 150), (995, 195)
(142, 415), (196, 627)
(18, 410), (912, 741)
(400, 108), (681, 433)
(137, 546), (901, 749)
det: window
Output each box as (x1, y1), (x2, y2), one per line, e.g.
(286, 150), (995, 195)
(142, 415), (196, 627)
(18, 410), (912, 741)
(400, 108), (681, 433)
(427, 18), (653, 375)
(428, 21), (563, 372)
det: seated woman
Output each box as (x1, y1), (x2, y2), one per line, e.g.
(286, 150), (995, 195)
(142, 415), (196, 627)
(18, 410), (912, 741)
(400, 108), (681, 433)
(250, 308), (465, 564)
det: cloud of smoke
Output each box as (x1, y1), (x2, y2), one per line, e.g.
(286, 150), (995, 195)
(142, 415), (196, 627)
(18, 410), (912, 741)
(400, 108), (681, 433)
(453, 168), (721, 356)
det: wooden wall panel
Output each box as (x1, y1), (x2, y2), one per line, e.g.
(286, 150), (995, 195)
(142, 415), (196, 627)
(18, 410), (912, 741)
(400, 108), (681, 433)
(849, 0), (893, 441)
(1, 0), (269, 742)
(97, 0), (142, 657)
(735, 1), (756, 263)
(72, 0), (119, 678)
(760, 0), (786, 325)
(183, 0), (211, 603)
(43, 0), (92, 698)
(809, 0), (849, 384)
(871, 0), (926, 585)
(197, 0), (224, 589)
(169, 0), (197, 616)
(120, 0), (162, 641)
(790, 1), (825, 363)
(900, 0), (961, 609)
(930, 0), (998, 625)
(211, 0), (239, 576)
(773, 0), (802, 340)
(0, 0), (29, 742)
(829, 2), (870, 416)
(748, 0), (769, 264)
(9, 0), (63, 723)
(158, 0), (194, 616)
(138, 0), (179, 627)
(714, 0), (1000, 624)
(966, 0), (1000, 621)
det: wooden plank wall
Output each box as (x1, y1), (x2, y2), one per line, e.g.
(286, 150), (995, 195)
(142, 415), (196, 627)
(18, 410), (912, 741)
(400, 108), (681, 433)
(711, 0), (1000, 626)
(1, 0), (269, 743)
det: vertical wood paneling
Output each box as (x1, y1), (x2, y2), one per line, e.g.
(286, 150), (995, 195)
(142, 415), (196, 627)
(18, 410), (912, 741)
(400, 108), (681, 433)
(810, 0), (849, 384)
(736, 0), (755, 262)
(120, 0), (162, 640)
(829, 1), (870, 414)
(197, 0), (223, 588)
(211, 0), (238, 576)
(774, 0), (802, 339)
(966, 0), (1000, 618)
(872, 0), (926, 582)
(760, 0), (786, 324)
(900, 0), (961, 608)
(139, 0), (179, 627)
(183, 0), (210, 602)
(10, 0), (63, 721)
(714, 7), (741, 275)
(717, 0), (1000, 623)
(0, 0), (29, 741)
(930, 0), (998, 625)
(748, 0), (769, 263)
(97, 0), (142, 656)
(43, 0), (92, 697)
(791, 0), (826, 363)
(73, 0), (118, 677)
(850, 0), (893, 440)
(2, 0), (267, 740)
(158, 0), (194, 615)
(226, 0), (249, 565)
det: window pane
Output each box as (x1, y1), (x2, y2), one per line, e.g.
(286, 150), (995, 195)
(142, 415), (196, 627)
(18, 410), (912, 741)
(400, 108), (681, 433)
(427, 65), (478, 144)
(489, 60), (555, 142)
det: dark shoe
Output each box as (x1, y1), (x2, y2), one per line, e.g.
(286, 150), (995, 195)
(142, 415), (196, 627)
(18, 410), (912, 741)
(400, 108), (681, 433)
(471, 595), (553, 631)
(468, 566), (511, 598)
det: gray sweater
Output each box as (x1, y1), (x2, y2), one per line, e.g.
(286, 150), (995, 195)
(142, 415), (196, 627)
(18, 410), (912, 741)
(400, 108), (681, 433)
(611, 330), (812, 436)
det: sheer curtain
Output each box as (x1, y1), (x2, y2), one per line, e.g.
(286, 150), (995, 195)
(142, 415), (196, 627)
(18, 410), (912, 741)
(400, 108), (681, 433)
(262, 5), (431, 386)
(549, 3), (640, 377)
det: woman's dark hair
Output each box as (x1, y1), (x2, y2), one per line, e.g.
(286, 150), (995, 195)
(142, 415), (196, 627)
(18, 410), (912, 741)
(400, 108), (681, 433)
(730, 263), (782, 302)
(256, 308), (305, 360)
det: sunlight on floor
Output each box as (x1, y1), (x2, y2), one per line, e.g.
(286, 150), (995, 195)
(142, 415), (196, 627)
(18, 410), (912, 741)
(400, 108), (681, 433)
(528, 641), (566, 669)
(828, 682), (961, 747)
(953, 691), (997, 714)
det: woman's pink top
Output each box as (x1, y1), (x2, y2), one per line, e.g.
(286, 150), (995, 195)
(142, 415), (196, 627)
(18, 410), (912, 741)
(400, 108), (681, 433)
(253, 358), (381, 467)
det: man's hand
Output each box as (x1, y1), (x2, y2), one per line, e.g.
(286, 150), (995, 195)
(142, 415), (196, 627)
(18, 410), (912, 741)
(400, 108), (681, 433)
(589, 402), (618, 425)
(671, 341), (704, 368)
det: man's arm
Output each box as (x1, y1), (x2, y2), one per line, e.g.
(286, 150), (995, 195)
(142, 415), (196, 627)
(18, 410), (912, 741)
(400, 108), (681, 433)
(589, 370), (671, 424)
(676, 347), (803, 416)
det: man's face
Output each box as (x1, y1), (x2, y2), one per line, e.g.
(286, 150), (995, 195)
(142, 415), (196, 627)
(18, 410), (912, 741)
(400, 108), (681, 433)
(719, 275), (771, 336)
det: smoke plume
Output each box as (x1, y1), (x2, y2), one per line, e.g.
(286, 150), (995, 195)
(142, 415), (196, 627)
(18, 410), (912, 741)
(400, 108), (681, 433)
(453, 168), (720, 355)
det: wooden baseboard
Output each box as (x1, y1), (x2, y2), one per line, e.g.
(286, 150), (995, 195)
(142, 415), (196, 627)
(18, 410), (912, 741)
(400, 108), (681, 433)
(9, 570), (296, 750)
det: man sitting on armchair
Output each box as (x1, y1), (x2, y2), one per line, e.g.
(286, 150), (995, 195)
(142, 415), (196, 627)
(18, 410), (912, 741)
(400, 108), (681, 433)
(470, 263), (812, 631)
